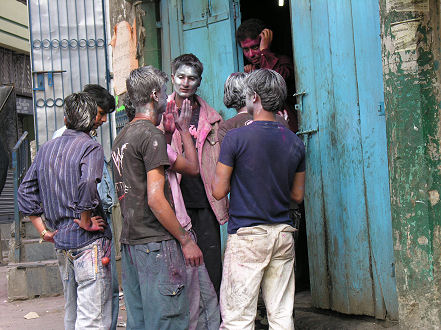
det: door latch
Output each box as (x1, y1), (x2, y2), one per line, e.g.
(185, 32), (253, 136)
(297, 128), (318, 151)
(293, 91), (307, 112)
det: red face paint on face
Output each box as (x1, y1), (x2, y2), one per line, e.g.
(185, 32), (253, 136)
(240, 38), (261, 65)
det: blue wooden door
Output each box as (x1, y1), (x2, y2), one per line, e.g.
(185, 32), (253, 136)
(161, 0), (241, 120)
(291, 0), (398, 319)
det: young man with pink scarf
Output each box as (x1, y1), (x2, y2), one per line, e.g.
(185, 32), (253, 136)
(168, 54), (229, 298)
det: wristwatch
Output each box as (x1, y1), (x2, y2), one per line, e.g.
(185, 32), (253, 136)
(39, 229), (48, 243)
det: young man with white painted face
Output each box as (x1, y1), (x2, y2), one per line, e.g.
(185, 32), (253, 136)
(213, 69), (306, 329)
(168, 54), (229, 298)
(112, 66), (203, 329)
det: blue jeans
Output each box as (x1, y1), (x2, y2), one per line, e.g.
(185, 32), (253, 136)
(122, 240), (189, 329)
(57, 238), (112, 330)
(186, 230), (220, 330)
(106, 212), (120, 330)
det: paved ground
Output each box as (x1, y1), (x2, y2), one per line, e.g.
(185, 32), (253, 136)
(0, 264), (398, 330)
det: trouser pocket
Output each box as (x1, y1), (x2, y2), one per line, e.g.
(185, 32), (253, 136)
(72, 246), (97, 283)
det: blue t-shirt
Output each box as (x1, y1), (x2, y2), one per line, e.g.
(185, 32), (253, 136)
(219, 120), (305, 234)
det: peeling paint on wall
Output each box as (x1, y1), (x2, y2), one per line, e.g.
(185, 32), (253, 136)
(386, 0), (429, 12)
(428, 190), (439, 205)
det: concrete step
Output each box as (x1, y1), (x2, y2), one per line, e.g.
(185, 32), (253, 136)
(8, 238), (56, 263)
(7, 259), (62, 300)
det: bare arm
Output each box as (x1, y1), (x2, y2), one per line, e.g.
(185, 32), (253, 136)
(212, 162), (233, 200)
(147, 166), (203, 266)
(291, 171), (305, 204)
(29, 215), (57, 243)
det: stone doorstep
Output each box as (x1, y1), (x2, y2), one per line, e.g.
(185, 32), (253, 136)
(7, 259), (63, 301)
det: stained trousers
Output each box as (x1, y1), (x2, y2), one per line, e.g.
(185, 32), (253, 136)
(121, 240), (188, 330)
(220, 224), (296, 330)
(57, 238), (112, 330)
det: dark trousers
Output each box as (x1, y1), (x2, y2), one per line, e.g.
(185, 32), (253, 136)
(187, 207), (222, 298)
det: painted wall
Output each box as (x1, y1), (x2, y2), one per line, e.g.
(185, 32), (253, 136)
(380, 0), (441, 327)
(0, 0), (30, 54)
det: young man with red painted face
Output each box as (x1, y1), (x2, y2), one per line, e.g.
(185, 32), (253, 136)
(168, 54), (229, 298)
(236, 18), (298, 132)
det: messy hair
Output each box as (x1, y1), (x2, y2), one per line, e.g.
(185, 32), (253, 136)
(83, 84), (115, 113)
(236, 18), (266, 43)
(171, 53), (203, 77)
(244, 69), (287, 113)
(223, 72), (247, 111)
(64, 92), (97, 132)
(124, 96), (136, 122)
(126, 65), (168, 108)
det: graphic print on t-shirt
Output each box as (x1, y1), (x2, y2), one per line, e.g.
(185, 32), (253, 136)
(112, 143), (131, 201)
(112, 143), (128, 176)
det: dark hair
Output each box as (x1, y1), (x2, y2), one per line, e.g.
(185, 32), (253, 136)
(236, 18), (266, 43)
(126, 65), (168, 108)
(244, 69), (287, 113)
(171, 53), (203, 77)
(124, 96), (136, 122)
(64, 92), (97, 132)
(83, 84), (115, 113)
(223, 72), (247, 110)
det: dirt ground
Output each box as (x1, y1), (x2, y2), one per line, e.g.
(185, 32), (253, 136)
(0, 264), (399, 330)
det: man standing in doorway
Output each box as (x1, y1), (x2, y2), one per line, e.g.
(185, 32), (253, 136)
(168, 54), (229, 297)
(213, 69), (306, 329)
(112, 66), (202, 329)
(236, 18), (297, 132)
(18, 92), (113, 329)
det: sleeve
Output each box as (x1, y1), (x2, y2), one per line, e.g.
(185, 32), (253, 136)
(167, 144), (178, 167)
(296, 141), (306, 172)
(75, 143), (104, 213)
(141, 132), (170, 172)
(259, 49), (294, 82)
(97, 161), (115, 213)
(218, 131), (236, 167)
(17, 158), (43, 216)
(217, 122), (228, 145)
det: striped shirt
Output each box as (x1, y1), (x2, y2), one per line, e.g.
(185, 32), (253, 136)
(18, 129), (111, 249)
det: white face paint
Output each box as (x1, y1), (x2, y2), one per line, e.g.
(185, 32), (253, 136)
(172, 65), (201, 99)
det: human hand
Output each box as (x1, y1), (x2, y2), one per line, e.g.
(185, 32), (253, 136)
(259, 28), (273, 51)
(277, 109), (289, 121)
(181, 238), (203, 267)
(175, 99), (192, 132)
(74, 216), (107, 232)
(163, 100), (177, 135)
(244, 64), (253, 73)
(42, 230), (58, 243)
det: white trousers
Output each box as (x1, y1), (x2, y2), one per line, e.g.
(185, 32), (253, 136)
(220, 224), (296, 330)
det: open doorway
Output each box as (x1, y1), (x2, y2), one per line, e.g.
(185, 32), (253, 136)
(238, 0), (310, 293)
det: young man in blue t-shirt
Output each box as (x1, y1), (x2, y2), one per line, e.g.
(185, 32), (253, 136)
(212, 69), (306, 329)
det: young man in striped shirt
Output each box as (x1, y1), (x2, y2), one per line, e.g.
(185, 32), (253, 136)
(18, 92), (112, 329)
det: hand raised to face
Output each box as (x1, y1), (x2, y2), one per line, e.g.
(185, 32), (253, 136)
(259, 28), (273, 51)
(174, 98), (192, 132)
(163, 100), (177, 134)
